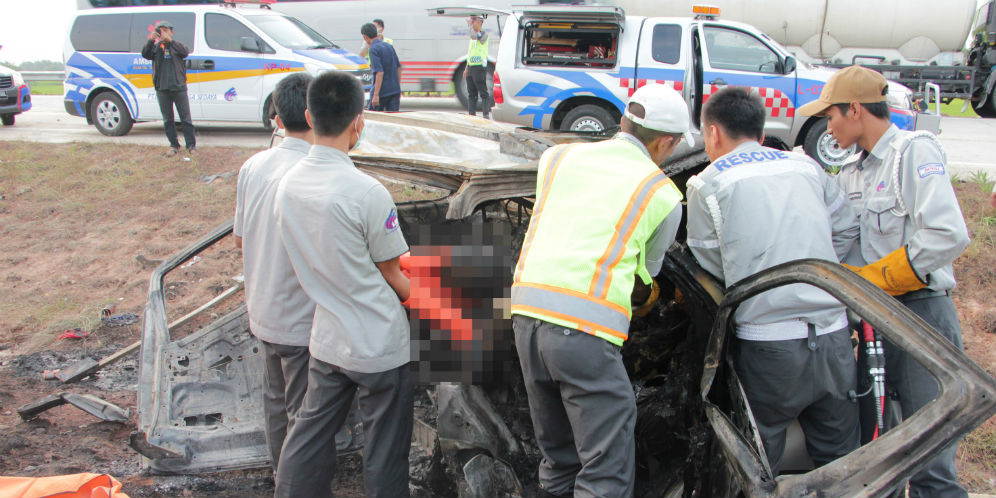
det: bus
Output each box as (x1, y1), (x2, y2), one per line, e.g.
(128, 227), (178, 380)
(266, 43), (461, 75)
(76, 0), (575, 106)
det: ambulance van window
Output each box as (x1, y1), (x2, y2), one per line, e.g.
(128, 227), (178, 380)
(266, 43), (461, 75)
(129, 13), (196, 52)
(206, 13), (271, 53)
(71, 14), (132, 52)
(652, 24), (681, 64)
(703, 26), (779, 74)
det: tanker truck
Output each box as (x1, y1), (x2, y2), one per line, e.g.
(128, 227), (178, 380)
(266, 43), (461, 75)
(606, 0), (996, 117)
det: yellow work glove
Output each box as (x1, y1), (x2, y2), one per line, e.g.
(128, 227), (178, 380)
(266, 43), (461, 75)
(633, 280), (661, 317)
(842, 246), (927, 296)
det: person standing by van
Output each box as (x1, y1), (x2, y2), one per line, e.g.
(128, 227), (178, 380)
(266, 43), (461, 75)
(141, 21), (196, 157)
(234, 72), (314, 473)
(464, 15), (491, 118)
(362, 22), (402, 111)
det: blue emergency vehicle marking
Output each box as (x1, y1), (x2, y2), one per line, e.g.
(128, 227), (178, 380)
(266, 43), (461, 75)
(292, 49), (366, 66)
(917, 163), (945, 178)
(713, 149), (788, 171)
(515, 70), (626, 128)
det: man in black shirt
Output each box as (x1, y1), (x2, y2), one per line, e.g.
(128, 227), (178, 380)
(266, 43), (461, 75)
(141, 21), (196, 157)
(361, 22), (402, 112)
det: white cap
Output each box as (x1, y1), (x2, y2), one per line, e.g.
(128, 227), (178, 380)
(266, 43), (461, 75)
(624, 84), (694, 146)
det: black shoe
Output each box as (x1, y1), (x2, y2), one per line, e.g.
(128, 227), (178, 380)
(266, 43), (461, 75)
(164, 147), (179, 157)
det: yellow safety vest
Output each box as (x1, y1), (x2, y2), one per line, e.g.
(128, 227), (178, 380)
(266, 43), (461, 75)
(467, 35), (488, 66)
(511, 138), (683, 346)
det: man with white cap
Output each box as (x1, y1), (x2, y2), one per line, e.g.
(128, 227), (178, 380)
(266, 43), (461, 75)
(511, 84), (688, 498)
(799, 65), (970, 498)
(685, 87), (861, 475)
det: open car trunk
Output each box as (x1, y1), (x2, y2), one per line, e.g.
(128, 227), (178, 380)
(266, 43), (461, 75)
(131, 111), (996, 498)
(517, 6), (624, 68)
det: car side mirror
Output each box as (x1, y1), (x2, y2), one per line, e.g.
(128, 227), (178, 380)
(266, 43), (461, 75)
(240, 36), (261, 53)
(783, 55), (797, 74)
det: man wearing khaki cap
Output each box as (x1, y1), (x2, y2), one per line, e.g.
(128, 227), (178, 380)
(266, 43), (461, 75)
(800, 65), (970, 498)
(511, 84), (688, 498)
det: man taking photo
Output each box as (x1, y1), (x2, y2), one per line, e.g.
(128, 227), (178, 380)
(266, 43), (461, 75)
(141, 20), (195, 157)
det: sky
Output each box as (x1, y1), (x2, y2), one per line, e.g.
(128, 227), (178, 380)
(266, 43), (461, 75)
(0, 0), (78, 64)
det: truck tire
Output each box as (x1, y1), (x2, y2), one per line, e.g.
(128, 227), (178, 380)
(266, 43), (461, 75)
(91, 92), (134, 136)
(971, 89), (996, 118)
(454, 62), (494, 111)
(1, 114), (14, 126)
(803, 118), (855, 172)
(561, 104), (614, 132)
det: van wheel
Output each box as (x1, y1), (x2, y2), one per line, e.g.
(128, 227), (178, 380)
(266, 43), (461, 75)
(803, 118), (855, 172)
(91, 92), (133, 136)
(262, 97), (276, 131)
(1, 114), (14, 126)
(561, 105), (614, 132)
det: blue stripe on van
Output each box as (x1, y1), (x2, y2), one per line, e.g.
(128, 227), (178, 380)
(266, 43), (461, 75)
(293, 48), (366, 66)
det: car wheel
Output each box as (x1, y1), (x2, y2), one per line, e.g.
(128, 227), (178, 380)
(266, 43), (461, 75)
(1, 114), (14, 126)
(91, 92), (134, 136)
(803, 117), (855, 172)
(262, 96), (276, 131)
(561, 104), (614, 132)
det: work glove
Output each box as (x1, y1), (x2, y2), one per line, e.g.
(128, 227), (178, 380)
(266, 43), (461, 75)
(841, 246), (927, 296)
(633, 280), (661, 317)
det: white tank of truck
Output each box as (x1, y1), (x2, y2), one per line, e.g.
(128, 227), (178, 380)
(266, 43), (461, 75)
(604, 0), (978, 65)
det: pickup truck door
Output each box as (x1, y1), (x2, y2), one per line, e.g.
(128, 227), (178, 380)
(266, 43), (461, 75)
(633, 21), (692, 111)
(697, 23), (797, 143)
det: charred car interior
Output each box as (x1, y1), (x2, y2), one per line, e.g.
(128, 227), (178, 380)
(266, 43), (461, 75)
(130, 112), (996, 498)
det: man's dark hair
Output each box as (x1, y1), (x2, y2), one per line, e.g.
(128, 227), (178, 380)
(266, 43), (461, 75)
(360, 22), (378, 39)
(701, 87), (765, 141)
(621, 102), (681, 148)
(834, 102), (890, 120)
(373, 19), (385, 29)
(274, 73), (313, 133)
(307, 71), (364, 137)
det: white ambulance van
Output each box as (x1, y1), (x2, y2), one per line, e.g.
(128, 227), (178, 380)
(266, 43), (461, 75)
(63, 3), (373, 136)
(440, 5), (938, 170)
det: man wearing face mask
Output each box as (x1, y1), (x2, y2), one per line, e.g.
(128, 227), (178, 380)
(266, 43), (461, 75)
(273, 71), (412, 498)
(510, 84), (687, 498)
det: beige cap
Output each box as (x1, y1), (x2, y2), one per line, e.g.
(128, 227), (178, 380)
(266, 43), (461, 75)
(798, 65), (889, 116)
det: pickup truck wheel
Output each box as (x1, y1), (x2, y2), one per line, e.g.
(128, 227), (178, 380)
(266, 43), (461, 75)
(1, 114), (14, 126)
(803, 118), (855, 172)
(91, 92), (134, 136)
(561, 105), (614, 132)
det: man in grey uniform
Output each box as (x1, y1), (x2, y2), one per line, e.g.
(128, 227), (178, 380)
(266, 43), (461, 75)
(686, 87), (861, 474)
(234, 73), (315, 471)
(800, 65), (971, 498)
(273, 71), (413, 498)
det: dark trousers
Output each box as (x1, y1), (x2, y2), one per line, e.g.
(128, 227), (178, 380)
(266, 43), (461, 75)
(370, 93), (400, 112)
(877, 292), (967, 498)
(465, 65), (491, 117)
(733, 327), (859, 475)
(513, 315), (636, 498)
(260, 340), (310, 473)
(156, 89), (195, 149)
(274, 357), (413, 498)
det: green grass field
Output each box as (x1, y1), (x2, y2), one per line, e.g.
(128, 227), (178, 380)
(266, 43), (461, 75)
(939, 99), (980, 118)
(27, 80), (62, 96)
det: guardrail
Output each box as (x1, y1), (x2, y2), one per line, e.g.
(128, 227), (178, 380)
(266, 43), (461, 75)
(22, 70), (64, 82)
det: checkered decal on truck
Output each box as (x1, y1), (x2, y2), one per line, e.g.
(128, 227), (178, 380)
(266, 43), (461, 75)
(619, 79), (796, 118)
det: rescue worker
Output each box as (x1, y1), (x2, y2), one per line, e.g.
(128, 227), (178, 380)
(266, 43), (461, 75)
(234, 73), (315, 472)
(141, 20), (195, 157)
(511, 84), (689, 498)
(799, 65), (971, 498)
(686, 87), (861, 475)
(273, 71), (412, 498)
(463, 15), (491, 118)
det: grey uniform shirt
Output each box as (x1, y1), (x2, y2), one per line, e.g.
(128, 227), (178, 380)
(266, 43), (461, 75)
(686, 141), (859, 340)
(836, 125), (969, 291)
(234, 137), (314, 347)
(274, 145), (410, 373)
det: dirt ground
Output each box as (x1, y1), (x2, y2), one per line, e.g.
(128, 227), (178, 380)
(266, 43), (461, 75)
(0, 141), (993, 495)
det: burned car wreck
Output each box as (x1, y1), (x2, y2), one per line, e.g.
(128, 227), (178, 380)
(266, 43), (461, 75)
(130, 112), (996, 498)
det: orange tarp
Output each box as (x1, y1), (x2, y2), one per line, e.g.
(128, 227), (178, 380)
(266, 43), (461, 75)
(0, 473), (129, 498)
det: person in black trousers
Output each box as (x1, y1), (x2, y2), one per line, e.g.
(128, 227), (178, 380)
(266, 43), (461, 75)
(141, 20), (196, 157)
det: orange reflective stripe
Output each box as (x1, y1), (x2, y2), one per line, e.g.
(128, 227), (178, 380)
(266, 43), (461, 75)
(514, 281), (630, 317)
(514, 145), (574, 282)
(510, 304), (629, 340)
(589, 172), (674, 298)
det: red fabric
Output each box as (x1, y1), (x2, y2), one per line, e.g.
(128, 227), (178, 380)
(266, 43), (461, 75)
(400, 249), (475, 341)
(0, 473), (129, 498)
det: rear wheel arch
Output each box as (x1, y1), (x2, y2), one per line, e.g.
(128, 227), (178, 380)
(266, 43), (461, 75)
(552, 97), (621, 131)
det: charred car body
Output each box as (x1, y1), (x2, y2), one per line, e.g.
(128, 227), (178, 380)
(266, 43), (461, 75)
(131, 112), (996, 497)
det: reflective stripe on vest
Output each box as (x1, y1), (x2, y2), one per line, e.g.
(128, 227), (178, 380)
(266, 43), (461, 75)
(467, 37), (488, 66)
(512, 139), (682, 346)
